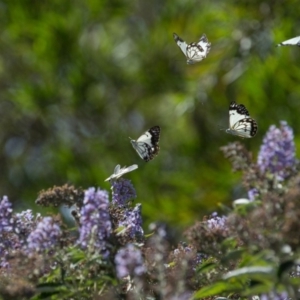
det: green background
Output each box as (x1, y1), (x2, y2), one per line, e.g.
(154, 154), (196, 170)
(0, 0), (299, 228)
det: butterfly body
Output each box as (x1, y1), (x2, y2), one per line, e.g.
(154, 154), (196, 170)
(277, 36), (300, 47)
(226, 102), (257, 138)
(130, 126), (160, 162)
(173, 33), (211, 64)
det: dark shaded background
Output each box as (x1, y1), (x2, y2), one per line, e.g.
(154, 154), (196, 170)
(0, 0), (299, 228)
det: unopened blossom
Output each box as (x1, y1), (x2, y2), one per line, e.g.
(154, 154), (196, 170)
(119, 204), (143, 238)
(115, 244), (146, 278)
(27, 217), (61, 252)
(78, 187), (112, 257)
(111, 178), (137, 206)
(258, 121), (296, 181)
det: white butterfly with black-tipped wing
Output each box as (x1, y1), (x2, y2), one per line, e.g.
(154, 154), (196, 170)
(173, 33), (211, 64)
(277, 36), (300, 47)
(130, 126), (160, 162)
(226, 101), (258, 138)
(104, 164), (138, 182)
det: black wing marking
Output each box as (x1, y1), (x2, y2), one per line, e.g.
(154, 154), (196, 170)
(229, 101), (250, 116)
(199, 34), (209, 44)
(173, 33), (184, 44)
(234, 118), (258, 137)
(134, 142), (159, 162)
(148, 126), (160, 144)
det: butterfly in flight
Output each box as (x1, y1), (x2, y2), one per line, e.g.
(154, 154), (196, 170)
(130, 126), (160, 162)
(277, 36), (300, 47)
(105, 164), (138, 182)
(226, 101), (258, 138)
(173, 33), (211, 64)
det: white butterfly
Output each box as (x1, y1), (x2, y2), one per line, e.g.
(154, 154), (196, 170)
(173, 33), (211, 64)
(104, 164), (138, 182)
(226, 101), (258, 138)
(130, 126), (160, 162)
(277, 36), (300, 47)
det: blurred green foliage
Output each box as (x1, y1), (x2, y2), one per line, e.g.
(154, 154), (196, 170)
(0, 0), (300, 227)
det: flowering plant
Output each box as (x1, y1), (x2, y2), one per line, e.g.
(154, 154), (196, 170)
(1, 124), (300, 299)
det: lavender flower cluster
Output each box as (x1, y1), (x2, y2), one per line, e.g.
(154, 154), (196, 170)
(0, 197), (12, 267)
(0, 196), (63, 267)
(15, 210), (41, 242)
(111, 178), (137, 206)
(258, 121), (296, 181)
(115, 244), (146, 278)
(0, 196), (20, 267)
(105, 165), (144, 242)
(118, 204), (144, 238)
(27, 216), (61, 253)
(78, 187), (112, 256)
(0, 163), (143, 277)
(206, 212), (227, 230)
(245, 121), (297, 201)
(0, 196), (13, 233)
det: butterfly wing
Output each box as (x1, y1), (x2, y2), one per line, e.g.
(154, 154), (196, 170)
(117, 164), (138, 179)
(226, 101), (258, 138)
(131, 126), (160, 162)
(228, 101), (250, 128)
(173, 33), (188, 56)
(114, 164), (121, 175)
(186, 34), (211, 64)
(105, 164), (138, 181)
(105, 165), (120, 181)
(277, 36), (300, 47)
(229, 118), (258, 138)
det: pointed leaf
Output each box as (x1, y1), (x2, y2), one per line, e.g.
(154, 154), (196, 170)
(223, 266), (274, 281)
(193, 281), (243, 299)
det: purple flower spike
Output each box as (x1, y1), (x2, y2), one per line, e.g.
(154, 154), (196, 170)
(15, 210), (39, 236)
(0, 196), (18, 267)
(0, 196), (13, 233)
(78, 187), (112, 257)
(115, 244), (146, 278)
(258, 121), (296, 181)
(111, 178), (137, 206)
(119, 204), (143, 238)
(27, 217), (61, 252)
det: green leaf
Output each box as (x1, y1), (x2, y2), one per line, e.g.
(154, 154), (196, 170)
(193, 281), (243, 299)
(223, 266), (274, 281)
(33, 283), (69, 299)
(220, 249), (245, 263)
